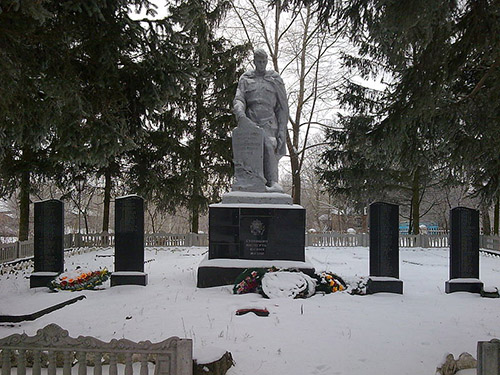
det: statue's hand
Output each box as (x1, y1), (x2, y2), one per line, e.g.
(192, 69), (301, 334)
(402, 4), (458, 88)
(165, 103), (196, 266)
(239, 117), (257, 128)
(277, 134), (285, 151)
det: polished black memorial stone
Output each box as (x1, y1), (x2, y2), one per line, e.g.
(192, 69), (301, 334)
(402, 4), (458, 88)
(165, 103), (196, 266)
(367, 202), (403, 294)
(445, 207), (483, 294)
(111, 195), (147, 286)
(198, 203), (312, 288)
(208, 205), (305, 261)
(30, 199), (64, 288)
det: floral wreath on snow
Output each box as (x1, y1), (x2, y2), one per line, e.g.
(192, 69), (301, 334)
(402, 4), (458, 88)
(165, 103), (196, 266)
(233, 267), (278, 294)
(49, 267), (110, 292)
(233, 268), (347, 298)
(313, 272), (346, 294)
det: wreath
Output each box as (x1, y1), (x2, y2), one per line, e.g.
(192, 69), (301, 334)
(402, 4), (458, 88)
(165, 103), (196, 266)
(49, 268), (110, 291)
(233, 268), (271, 294)
(233, 268), (347, 299)
(313, 272), (346, 294)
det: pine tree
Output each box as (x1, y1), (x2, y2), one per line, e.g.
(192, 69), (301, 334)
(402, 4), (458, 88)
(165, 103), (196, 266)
(128, 0), (249, 233)
(283, 0), (500, 205)
(0, 0), (86, 239)
(0, 0), (193, 237)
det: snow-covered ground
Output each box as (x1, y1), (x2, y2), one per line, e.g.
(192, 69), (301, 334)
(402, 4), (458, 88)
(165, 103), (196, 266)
(1, 246), (499, 375)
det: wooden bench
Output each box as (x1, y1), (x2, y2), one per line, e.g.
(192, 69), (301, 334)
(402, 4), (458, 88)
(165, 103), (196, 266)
(0, 324), (192, 375)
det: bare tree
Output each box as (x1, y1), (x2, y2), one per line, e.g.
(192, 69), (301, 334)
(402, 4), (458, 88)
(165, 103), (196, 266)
(228, 0), (347, 204)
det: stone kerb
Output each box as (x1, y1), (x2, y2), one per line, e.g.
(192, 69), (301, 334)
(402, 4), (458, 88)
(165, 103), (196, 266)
(0, 323), (193, 375)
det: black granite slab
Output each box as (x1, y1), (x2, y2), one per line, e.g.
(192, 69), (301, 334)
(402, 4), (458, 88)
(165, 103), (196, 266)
(449, 207), (480, 279)
(114, 195), (144, 272)
(30, 200), (64, 288)
(367, 202), (402, 294)
(369, 202), (399, 278)
(111, 195), (147, 286)
(209, 205), (305, 261)
(445, 207), (482, 294)
(33, 200), (64, 273)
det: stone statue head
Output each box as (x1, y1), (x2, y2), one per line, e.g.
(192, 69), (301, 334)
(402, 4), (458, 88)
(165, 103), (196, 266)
(253, 48), (268, 74)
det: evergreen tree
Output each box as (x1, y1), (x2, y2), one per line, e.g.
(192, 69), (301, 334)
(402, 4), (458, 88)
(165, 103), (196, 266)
(128, 0), (249, 233)
(0, 0), (86, 239)
(0, 0), (192, 237)
(283, 0), (500, 206)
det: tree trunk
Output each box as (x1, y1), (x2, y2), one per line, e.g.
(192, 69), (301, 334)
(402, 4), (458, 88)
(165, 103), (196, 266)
(410, 168), (420, 235)
(191, 73), (204, 234)
(18, 169), (30, 241)
(84, 213), (89, 235)
(494, 196), (499, 235)
(290, 152), (301, 204)
(148, 208), (156, 233)
(102, 167), (112, 232)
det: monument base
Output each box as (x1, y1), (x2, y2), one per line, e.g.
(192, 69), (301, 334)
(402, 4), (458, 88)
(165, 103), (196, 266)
(366, 276), (403, 294)
(197, 256), (315, 288)
(222, 191), (293, 205)
(445, 278), (483, 294)
(209, 203), (305, 261)
(30, 272), (60, 288)
(111, 272), (148, 287)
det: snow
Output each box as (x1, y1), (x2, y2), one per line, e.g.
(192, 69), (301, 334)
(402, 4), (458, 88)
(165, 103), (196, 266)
(211, 202), (302, 209)
(447, 278), (482, 283)
(199, 255), (314, 269)
(1, 246), (499, 375)
(368, 276), (402, 282)
(30, 271), (59, 277)
(116, 194), (142, 199)
(260, 271), (316, 299)
(112, 271), (147, 276)
(482, 285), (498, 293)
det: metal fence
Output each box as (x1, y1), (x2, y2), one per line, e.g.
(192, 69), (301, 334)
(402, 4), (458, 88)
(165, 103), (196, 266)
(2, 232), (500, 265)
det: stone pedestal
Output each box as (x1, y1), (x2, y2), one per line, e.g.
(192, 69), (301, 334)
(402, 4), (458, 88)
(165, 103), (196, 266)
(367, 276), (403, 294)
(197, 257), (315, 288)
(30, 200), (64, 288)
(445, 207), (483, 294)
(367, 202), (403, 294)
(198, 196), (311, 288)
(111, 195), (148, 287)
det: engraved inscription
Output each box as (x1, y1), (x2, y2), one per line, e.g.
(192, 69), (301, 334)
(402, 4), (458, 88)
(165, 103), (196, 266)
(245, 239), (268, 256)
(240, 215), (270, 259)
(232, 125), (266, 191)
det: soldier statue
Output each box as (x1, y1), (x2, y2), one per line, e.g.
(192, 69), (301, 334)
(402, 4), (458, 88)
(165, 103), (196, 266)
(233, 48), (289, 193)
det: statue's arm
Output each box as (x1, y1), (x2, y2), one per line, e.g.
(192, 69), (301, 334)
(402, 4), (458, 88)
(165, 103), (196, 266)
(273, 74), (289, 155)
(233, 77), (247, 121)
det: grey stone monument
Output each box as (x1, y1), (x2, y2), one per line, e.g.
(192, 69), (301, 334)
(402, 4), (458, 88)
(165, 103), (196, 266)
(366, 202), (403, 294)
(445, 207), (483, 293)
(231, 123), (266, 192)
(477, 339), (500, 375)
(30, 199), (64, 288)
(111, 195), (148, 286)
(198, 48), (312, 288)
